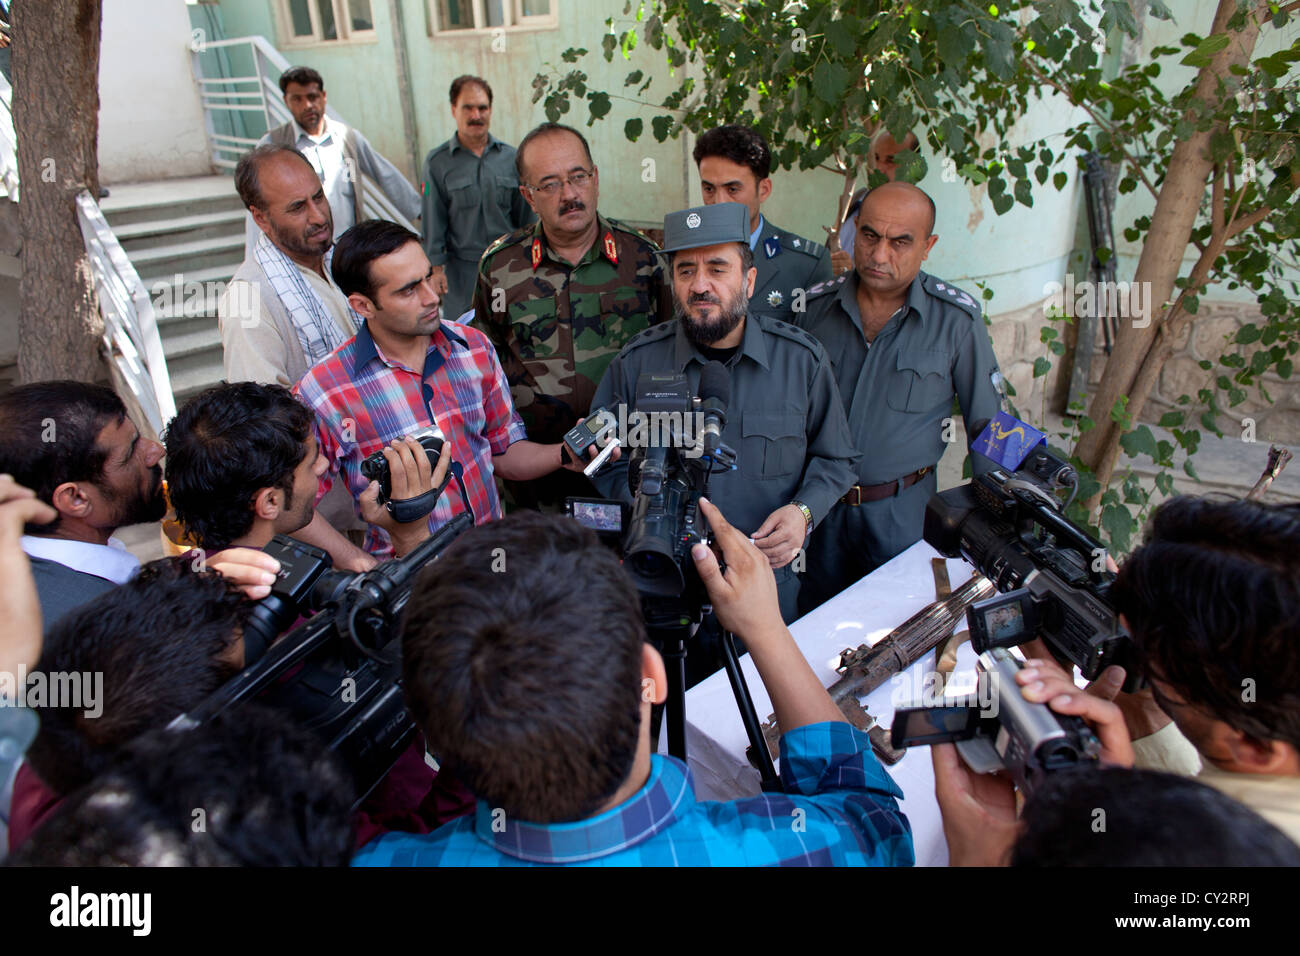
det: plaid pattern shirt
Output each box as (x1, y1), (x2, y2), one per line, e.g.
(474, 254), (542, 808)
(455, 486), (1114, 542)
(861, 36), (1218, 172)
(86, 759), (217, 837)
(294, 318), (527, 557)
(351, 722), (914, 867)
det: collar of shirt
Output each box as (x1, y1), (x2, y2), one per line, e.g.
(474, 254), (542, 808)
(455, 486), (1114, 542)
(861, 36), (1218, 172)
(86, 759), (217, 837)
(473, 754), (694, 863)
(531, 213), (618, 270)
(292, 116), (339, 147)
(448, 132), (501, 156)
(837, 270), (929, 341)
(672, 307), (771, 372)
(351, 318), (469, 379)
(19, 535), (139, 585)
(748, 214), (765, 250)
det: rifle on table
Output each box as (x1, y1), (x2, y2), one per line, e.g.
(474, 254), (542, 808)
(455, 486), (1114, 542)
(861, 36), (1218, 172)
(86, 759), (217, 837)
(753, 571), (994, 766)
(1246, 444), (1292, 501)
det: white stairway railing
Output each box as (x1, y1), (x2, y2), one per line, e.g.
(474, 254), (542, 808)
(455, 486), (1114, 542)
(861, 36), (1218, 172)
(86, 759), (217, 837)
(191, 35), (415, 230)
(0, 72), (17, 200)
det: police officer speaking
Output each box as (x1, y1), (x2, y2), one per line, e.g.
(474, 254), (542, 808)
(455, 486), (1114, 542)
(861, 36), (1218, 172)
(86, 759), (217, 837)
(591, 202), (858, 627)
(795, 181), (1004, 613)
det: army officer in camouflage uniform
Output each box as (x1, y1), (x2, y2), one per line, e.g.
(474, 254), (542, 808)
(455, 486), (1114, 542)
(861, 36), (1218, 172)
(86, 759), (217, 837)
(795, 182), (1004, 614)
(591, 202), (858, 627)
(472, 122), (671, 508)
(694, 125), (832, 323)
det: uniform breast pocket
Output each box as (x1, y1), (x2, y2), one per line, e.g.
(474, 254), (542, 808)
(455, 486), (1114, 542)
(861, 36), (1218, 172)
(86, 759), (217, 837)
(508, 297), (560, 360)
(447, 173), (478, 212)
(886, 350), (952, 414)
(494, 174), (520, 211)
(597, 289), (652, 347)
(741, 413), (805, 479)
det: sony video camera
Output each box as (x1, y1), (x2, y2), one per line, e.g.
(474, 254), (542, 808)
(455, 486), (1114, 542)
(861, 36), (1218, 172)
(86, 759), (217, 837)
(890, 647), (1101, 797)
(178, 514), (472, 804)
(566, 363), (736, 628)
(924, 413), (1142, 691)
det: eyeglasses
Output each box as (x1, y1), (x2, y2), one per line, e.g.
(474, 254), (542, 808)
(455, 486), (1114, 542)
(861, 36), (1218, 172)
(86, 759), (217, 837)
(525, 169), (594, 197)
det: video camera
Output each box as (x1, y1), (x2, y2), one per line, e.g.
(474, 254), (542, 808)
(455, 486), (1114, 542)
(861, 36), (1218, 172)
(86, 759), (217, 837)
(924, 412), (1142, 691)
(176, 514), (472, 804)
(890, 647), (1101, 797)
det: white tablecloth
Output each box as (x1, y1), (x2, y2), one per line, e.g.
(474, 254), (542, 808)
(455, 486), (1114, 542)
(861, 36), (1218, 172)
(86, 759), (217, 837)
(671, 540), (982, 867)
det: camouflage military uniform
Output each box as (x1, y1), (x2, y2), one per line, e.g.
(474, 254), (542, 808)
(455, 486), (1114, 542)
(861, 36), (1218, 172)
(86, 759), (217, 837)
(472, 213), (671, 446)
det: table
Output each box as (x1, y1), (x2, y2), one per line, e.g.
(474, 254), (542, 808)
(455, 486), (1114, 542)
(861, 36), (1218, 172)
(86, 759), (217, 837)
(671, 540), (983, 867)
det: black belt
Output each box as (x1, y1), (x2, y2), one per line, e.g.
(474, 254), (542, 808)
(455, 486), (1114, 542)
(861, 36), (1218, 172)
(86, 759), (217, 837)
(841, 466), (932, 505)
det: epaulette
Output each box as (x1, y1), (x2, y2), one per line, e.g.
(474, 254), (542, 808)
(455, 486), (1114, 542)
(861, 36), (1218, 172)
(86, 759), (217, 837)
(780, 232), (826, 258)
(481, 224), (535, 262)
(765, 315), (828, 358)
(806, 273), (848, 299)
(623, 321), (676, 351)
(922, 273), (982, 320)
(603, 216), (660, 251)
(425, 139), (453, 161)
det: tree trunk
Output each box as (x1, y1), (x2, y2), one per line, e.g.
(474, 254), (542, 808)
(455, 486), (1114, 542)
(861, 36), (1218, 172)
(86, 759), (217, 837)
(1074, 0), (1264, 508)
(13, 0), (106, 384)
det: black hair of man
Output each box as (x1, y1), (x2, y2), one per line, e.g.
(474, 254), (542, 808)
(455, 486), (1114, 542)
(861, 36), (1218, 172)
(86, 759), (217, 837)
(693, 124), (772, 182)
(860, 181), (938, 238)
(449, 74), (493, 106)
(669, 239), (755, 276)
(164, 382), (315, 552)
(0, 380), (126, 535)
(1111, 495), (1300, 752)
(11, 705), (356, 867)
(401, 511), (645, 822)
(234, 144), (319, 212)
(23, 557), (249, 796)
(331, 219), (423, 302)
(1011, 767), (1300, 866)
(279, 65), (325, 94)
(514, 122), (595, 182)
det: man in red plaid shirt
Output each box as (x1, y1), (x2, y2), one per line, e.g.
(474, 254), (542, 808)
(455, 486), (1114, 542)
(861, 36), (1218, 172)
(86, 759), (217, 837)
(295, 220), (607, 558)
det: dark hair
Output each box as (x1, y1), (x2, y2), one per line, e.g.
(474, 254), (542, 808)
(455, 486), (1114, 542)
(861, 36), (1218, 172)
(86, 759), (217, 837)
(234, 144), (317, 212)
(0, 381), (125, 534)
(401, 511), (646, 822)
(12, 705), (356, 866)
(331, 219), (422, 300)
(693, 124), (771, 181)
(24, 557), (249, 796)
(450, 74), (492, 106)
(515, 122), (595, 182)
(279, 65), (324, 95)
(164, 382), (314, 552)
(1011, 767), (1300, 866)
(1111, 496), (1300, 752)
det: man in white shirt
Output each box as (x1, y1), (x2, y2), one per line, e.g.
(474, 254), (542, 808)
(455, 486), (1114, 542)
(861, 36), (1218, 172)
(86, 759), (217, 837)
(243, 66), (421, 255)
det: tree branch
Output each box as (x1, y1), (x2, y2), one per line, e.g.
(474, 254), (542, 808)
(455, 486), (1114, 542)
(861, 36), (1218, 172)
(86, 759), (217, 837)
(1225, 204), (1272, 239)
(1212, 163), (1225, 234)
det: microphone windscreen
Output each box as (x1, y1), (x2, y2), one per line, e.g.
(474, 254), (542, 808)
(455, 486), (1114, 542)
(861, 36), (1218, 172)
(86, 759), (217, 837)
(699, 360), (731, 406)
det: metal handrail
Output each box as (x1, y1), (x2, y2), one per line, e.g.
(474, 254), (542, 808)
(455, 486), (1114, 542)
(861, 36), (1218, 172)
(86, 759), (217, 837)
(191, 35), (413, 230)
(75, 190), (176, 436)
(0, 72), (16, 200)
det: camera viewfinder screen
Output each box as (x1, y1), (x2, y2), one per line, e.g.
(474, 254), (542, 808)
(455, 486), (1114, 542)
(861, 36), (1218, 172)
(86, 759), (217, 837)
(985, 603), (1024, 643)
(573, 502), (622, 532)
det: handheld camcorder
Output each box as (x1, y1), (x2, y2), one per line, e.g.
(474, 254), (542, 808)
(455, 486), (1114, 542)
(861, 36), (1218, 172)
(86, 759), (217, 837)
(890, 647), (1101, 797)
(177, 513), (472, 805)
(566, 362), (736, 628)
(360, 429), (444, 501)
(924, 413), (1142, 692)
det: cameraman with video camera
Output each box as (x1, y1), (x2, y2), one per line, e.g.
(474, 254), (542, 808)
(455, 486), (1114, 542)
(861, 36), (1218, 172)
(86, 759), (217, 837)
(353, 497), (913, 867)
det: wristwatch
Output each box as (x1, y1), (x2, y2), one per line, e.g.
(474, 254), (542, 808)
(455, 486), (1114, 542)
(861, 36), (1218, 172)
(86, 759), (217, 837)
(790, 500), (814, 537)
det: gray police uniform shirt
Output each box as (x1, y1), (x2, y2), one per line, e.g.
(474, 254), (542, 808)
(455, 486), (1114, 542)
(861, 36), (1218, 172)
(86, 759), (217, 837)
(749, 217), (832, 323)
(589, 312), (859, 581)
(796, 270), (1003, 484)
(421, 133), (535, 320)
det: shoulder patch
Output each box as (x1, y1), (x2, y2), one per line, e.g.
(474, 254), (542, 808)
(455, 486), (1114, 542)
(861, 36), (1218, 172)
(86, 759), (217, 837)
(766, 316), (825, 356)
(922, 273), (982, 320)
(780, 233), (826, 258)
(603, 216), (660, 251)
(806, 273), (848, 299)
(624, 321), (675, 351)
(481, 224), (534, 261)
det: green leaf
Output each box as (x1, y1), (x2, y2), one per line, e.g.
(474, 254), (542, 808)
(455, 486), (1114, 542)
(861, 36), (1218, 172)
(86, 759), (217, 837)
(1235, 324), (1261, 344)
(1033, 356), (1051, 378)
(624, 117), (643, 141)
(991, 192), (1014, 215)
(812, 61), (849, 106)
(1183, 458), (1201, 481)
(982, 22), (1015, 80)
(624, 69), (643, 87)
(601, 32), (617, 62)
(1119, 425), (1158, 460)
(1181, 33), (1230, 68)
(651, 114), (673, 143)
(1053, 171), (1068, 190)
(894, 150), (927, 184)
(587, 91), (611, 123)
(1158, 411), (1184, 428)
(1110, 395), (1131, 426)
(1100, 503), (1134, 554)
(1279, 359), (1293, 379)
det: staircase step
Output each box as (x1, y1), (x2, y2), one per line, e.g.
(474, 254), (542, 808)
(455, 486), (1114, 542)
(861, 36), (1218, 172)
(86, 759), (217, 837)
(160, 324), (222, 362)
(100, 176), (242, 229)
(131, 235), (246, 280)
(116, 209), (248, 252)
(169, 357), (227, 404)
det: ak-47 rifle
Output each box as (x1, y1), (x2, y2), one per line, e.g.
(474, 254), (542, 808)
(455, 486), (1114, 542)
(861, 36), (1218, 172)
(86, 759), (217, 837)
(755, 572), (995, 765)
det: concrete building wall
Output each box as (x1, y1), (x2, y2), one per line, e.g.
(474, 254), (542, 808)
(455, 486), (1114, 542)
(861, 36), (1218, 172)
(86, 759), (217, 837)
(98, 0), (212, 183)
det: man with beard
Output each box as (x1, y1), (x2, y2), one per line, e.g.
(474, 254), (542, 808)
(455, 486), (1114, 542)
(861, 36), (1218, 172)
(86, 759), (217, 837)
(590, 202), (857, 628)
(472, 122), (671, 509)
(420, 75), (534, 323)
(0, 382), (166, 632)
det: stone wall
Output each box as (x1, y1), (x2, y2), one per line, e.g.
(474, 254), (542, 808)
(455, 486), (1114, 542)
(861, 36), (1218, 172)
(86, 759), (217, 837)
(985, 298), (1072, 427)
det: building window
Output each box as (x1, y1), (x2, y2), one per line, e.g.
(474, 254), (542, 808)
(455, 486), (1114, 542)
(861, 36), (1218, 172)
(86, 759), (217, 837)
(281, 0), (376, 45)
(431, 0), (557, 34)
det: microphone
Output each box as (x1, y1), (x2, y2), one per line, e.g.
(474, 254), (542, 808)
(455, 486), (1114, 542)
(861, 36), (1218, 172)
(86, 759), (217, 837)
(698, 360), (730, 458)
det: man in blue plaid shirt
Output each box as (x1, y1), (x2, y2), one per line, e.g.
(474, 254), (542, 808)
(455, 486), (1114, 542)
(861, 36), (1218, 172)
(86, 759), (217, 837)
(352, 497), (913, 867)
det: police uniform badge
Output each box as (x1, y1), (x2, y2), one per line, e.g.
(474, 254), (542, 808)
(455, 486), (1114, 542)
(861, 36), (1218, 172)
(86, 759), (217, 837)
(764, 237), (780, 258)
(602, 231), (619, 265)
(530, 237), (542, 271)
(767, 290), (784, 308)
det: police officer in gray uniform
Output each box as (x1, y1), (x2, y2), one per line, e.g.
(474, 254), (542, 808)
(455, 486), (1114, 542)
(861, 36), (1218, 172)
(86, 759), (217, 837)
(795, 181), (1004, 614)
(590, 202), (858, 630)
(694, 125), (832, 323)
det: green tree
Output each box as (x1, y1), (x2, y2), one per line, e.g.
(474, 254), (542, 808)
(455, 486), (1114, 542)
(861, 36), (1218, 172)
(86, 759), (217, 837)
(535, 0), (1300, 551)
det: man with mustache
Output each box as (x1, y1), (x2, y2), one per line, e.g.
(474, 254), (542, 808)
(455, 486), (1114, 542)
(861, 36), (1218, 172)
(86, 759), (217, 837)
(590, 202), (857, 638)
(472, 122), (672, 510)
(420, 76), (534, 324)
(244, 66), (421, 254)
(794, 181), (1003, 614)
